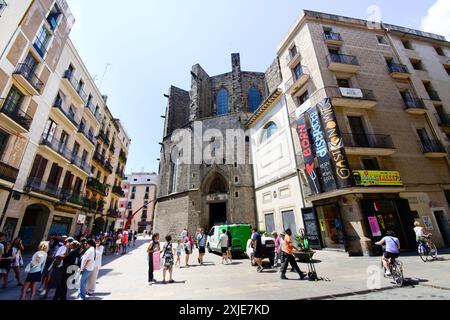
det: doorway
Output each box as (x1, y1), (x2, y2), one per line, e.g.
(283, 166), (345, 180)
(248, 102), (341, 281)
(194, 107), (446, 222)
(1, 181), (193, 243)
(316, 204), (345, 249)
(18, 204), (50, 251)
(209, 202), (227, 228)
(433, 210), (450, 246)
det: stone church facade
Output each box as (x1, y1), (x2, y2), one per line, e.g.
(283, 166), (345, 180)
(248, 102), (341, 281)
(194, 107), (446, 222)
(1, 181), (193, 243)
(153, 54), (282, 237)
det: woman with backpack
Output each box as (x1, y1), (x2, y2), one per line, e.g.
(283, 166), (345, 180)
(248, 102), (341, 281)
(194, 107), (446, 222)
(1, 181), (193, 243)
(161, 235), (175, 284)
(0, 241), (15, 288)
(147, 233), (160, 284)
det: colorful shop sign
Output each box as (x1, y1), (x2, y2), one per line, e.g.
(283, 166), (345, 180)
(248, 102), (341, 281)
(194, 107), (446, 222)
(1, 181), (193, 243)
(353, 170), (403, 186)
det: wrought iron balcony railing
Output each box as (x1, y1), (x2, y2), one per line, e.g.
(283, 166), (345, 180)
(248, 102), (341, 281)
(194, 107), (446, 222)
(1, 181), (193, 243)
(63, 70), (88, 104)
(87, 177), (107, 195)
(403, 97), (426, 110)
(342, 133), (395, 149)
(14, 63), (44, 94)
(78, 122), (96, 145)
(26, 177), (61, 199)
(327, 53), (359, 66)
(388, 62), (409, 74)
(419, 139), (446, 154)
(40, 134), (72, 161)
(85, 100), (101, 121)
(97, 130), (110, 146)
(53, 97), (80, 127)
(324, 32), (343, 42)
(0, 98), (33, 131)
(112, 185), (125, 197)
(70, 154), (90, 173)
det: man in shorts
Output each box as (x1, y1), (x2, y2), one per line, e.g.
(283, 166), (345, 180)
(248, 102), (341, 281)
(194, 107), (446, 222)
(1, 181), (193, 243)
(218, 230), (229, 264)
(251, 228), (264, 273)
(196, 229), (206, 265)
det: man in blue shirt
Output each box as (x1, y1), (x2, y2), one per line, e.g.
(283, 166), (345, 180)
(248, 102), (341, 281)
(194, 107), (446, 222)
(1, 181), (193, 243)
(197, 229), (206, 265)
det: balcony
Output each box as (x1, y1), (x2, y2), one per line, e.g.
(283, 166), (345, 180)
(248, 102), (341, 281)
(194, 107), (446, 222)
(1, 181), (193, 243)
(116, 168), (125, 179)
(328, 87), (377, 109)
(420, 139), (447, 158)
(107, 209), (120, 218)
(77, 123), (96, 146)
(52, 98), (80, 129)
(39, 135), (71, 163)
(110, 143), (116, 154)
(0, 161), (19, 184)
(119, 151), (127, 163)
(60, 191), (85, 207)
(324, 32), (343, 45)
(112, 185), (125, 197)
(286, 47), (301, 69)
(83, 198), (98, 211)
(25, 177), (61, 200)
(93, 151), (106, 165)
(87, 177), (107, 195)
(403, 97), (427, 115)
(0, 98), (33, 133)
(85, 100), (101, 123)
(32, 37), (47, 59)
(62, 70), (88, 105)
(97, 130), (110, 146)
(427, 90), (442, 104)
(327, 54), (360, 74)
(13, 64), (44, 96)
(342, 133), (396, 156)
(284, 67), (310, 97)
(435, 113), (450, 129)
(388, 63), (410, 80)
(70, 154), (90, 175)
(104, 160), (113, 174)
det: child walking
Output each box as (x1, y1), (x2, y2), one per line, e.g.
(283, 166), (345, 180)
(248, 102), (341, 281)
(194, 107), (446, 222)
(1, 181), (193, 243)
(175, 239), (183, 267)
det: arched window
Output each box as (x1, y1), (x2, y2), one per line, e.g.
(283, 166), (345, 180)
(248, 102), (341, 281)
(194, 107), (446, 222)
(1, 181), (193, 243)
(169, 156), (179, 194)
(209, 176), (228, 194)
(217, 88), (229, 115)
(262, 122), (278, 141)
(248, 87), (261, 112)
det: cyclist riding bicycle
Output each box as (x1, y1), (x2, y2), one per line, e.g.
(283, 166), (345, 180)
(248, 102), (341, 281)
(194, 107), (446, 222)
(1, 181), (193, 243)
(375, 230), (400, 277)
(413, 221), (432, 245)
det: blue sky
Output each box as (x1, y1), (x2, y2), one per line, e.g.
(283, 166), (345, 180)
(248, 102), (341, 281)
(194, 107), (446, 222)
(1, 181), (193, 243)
(66, 0), (443, 174)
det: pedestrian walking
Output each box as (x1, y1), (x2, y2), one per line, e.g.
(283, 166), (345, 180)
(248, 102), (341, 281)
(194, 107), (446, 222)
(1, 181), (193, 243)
(128, 230), (133, 248)
(219, 229), (229, 264)
(180, 228), (188, 241)
(78, 240), (96, 300)
(122, 230), (129, 254)
(0, 241), (14, 288)
(20, 241), (49, 300)
(87, 238), (104, 296)
(280, 229), (306, 281)
(53, 240), (80, 300)
(147, 233), (160, 284)
(251, 228), (264, 272)
(38, 236), (57, 295)
(175, 239), (183, 267)
(272, 231), (281, 269)
(196, 229), (206, 265)
(226, 227), (233, 263)
(161, 235), (175, 284)
(184, 232), (193, 267)
(115, 232), (122, 255)
(8, 238), (24, 287)
(133, 231), (137, 247)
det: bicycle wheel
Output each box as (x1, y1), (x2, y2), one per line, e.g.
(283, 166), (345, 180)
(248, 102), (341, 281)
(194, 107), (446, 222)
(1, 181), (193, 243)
(429, 243), (438, 260)
(418, 245), (427, 263)
(391, 262), (404, 287)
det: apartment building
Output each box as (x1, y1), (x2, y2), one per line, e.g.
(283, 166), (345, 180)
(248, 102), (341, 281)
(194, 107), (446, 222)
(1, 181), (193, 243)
(0, 0), (130, 247)
(276, 10), (450, 255)
(121, 172), (158, 233)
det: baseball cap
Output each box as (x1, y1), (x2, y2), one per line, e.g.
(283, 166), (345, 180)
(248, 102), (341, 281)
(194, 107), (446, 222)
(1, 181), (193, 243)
(66, 237), (74, 243)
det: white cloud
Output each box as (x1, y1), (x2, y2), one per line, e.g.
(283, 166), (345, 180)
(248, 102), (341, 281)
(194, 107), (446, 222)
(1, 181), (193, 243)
(421, 0), (450, 39)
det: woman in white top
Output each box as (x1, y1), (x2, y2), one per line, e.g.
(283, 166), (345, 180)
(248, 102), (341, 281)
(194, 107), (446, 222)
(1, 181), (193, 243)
(9, 238), (24, 286)
(86, 238), (104, 295)
(20, 241), (49, 300)
(414, 221), (431, 244)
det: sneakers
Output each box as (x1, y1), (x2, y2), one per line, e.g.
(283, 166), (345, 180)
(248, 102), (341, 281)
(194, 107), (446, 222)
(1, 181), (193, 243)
(299, 272), (307, 280)
(385, 271), (392, 277)
(256, 266), (263, 273)
(281, 275), (288, 280)
(39, 290), (47, 296)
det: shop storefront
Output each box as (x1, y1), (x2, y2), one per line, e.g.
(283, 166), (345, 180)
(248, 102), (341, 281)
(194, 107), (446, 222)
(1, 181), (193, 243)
(49, 215), (73, 236)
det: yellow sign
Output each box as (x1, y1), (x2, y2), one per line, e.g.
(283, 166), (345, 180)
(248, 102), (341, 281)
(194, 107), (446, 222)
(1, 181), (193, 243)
(353, 171), (403, 186)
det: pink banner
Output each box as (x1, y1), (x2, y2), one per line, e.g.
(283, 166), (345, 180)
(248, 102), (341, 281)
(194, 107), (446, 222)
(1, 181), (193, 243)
(368, 216), (382, 237)
(153, 252), (161, 271)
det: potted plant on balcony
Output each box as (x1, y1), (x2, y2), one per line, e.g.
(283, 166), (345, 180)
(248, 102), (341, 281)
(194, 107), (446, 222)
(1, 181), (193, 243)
(293, 230), (315, 263)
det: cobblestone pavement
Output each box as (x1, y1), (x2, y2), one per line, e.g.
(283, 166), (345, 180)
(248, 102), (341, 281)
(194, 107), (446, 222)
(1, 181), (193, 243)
(1, 237), (449, 300)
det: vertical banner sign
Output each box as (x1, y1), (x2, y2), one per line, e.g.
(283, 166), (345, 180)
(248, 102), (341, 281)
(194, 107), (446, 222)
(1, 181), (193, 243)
(296, 115), (321, 194)
(318, 98), (354, 189)
(307, 106), (337, 192)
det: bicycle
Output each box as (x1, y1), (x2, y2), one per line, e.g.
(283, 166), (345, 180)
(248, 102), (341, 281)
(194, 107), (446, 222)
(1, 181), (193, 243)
(417, 235), (438, 262)
(378, 246), (404, 287)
